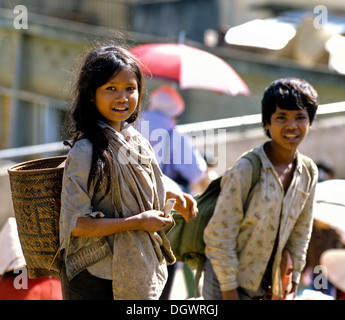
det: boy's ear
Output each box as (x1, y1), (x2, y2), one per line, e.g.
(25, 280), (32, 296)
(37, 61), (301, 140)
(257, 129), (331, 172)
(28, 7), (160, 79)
(264, 123), (271, 137)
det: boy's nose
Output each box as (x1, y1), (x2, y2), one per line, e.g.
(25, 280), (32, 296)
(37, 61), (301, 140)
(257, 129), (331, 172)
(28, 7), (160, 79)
(286, 119), (298, 128)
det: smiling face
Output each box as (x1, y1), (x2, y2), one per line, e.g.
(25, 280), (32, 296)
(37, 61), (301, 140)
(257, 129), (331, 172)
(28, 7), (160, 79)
(261, 78), (318, 141)
(94, 67), (139, 131)
(265, 106), (310, 152)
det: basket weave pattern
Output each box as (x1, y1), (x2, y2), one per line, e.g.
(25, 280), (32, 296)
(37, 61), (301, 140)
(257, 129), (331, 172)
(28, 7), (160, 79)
(8, 156), (66, 279)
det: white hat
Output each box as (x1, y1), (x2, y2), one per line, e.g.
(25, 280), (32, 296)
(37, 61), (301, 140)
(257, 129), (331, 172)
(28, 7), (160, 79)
(313, 179), (345, 235)
(0, 217), (26, 275)
(320, 249), (345, 292)
(149, 85), (185, 118)
(313, 202), (345, 233)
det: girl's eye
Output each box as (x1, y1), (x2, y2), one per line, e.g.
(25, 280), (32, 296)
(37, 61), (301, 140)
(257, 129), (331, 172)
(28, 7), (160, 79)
(106, 86), (116, 91)
(127, 86), (137, 91)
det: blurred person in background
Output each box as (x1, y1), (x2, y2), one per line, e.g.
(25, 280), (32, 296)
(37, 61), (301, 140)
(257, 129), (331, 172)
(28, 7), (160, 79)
(139, 85), (207, 195)
(139, 85), (208, 299)
(299, 162), (342, 298)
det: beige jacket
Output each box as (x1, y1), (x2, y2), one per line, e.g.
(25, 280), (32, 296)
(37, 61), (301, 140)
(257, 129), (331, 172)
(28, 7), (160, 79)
(204, 143), (318, 298)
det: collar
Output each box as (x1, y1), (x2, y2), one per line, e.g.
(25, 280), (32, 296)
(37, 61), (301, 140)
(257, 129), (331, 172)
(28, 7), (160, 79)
(257, 142), (302, 174)
(97, 120), (141, 143)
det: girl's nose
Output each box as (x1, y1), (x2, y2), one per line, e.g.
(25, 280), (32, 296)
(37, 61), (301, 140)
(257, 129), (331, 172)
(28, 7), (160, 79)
(116, 91), (128, 102)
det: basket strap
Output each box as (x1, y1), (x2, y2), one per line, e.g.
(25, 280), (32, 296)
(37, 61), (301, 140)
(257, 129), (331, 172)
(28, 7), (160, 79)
(48, 239), (64, 271)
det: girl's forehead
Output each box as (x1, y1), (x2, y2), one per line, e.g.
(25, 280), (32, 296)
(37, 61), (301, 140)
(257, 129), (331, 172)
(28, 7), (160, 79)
(108, 67), (138, 83)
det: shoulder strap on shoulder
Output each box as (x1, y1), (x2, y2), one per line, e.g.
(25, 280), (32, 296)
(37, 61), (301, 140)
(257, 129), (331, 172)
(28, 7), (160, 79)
(241, 150), (262, 189)
(240, 150), (262, 214)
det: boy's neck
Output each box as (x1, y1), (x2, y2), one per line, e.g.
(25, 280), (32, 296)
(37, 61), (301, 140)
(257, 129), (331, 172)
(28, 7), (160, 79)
(264, 141), (297, 193)
(264, 141), (297, 167)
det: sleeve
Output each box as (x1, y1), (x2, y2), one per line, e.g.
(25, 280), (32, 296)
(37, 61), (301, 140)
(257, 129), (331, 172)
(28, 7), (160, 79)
(59, 140), (103, 255)
(203, 158), (253, 291)
(285, 161), (318, 284)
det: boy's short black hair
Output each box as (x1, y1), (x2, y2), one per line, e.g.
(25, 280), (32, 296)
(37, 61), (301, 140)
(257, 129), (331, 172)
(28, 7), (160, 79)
(261, 77), (318, 138)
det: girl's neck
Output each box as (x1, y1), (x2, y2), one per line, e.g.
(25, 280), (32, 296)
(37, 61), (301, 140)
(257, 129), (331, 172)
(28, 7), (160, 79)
(101, 119), (123, 132)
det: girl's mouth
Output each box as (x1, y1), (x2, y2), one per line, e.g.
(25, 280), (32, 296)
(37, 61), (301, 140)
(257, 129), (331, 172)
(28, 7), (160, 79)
(112, 107), (128, 112)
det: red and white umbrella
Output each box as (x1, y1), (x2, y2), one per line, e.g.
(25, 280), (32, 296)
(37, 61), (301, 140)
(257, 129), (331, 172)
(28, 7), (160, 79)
(130, 43), (250, 97)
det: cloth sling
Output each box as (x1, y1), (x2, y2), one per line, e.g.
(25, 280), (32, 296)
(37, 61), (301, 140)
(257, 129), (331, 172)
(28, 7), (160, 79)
(102, 122), (175, 300)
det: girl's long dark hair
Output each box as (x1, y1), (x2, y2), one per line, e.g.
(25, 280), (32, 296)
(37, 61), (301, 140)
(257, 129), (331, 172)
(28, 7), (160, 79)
(64, 44), (145, 197)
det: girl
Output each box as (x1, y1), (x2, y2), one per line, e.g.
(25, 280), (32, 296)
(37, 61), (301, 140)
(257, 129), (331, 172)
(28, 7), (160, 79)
(59, 44), (197, 300)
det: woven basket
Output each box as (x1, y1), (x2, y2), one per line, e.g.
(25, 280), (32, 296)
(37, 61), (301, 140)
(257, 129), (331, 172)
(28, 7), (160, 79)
(8, 156), (66, 279)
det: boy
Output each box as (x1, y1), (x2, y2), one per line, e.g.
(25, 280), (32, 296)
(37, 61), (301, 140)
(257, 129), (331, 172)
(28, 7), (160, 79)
(203, 77), (319, 300)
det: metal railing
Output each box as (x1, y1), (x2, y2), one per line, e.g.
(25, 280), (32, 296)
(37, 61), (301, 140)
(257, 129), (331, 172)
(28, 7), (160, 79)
(177, 101), (345, 133)
(0, 101), (345, 161)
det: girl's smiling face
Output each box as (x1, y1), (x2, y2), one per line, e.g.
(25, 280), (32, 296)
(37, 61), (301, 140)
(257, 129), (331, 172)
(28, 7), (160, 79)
(265, 106), (310, 152)
(94, 66), (139, 131)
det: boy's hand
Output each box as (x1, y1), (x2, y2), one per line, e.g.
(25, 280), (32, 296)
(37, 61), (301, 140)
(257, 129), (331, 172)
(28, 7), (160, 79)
(289, 282), (298, 299)
(222, 289), (240, 300)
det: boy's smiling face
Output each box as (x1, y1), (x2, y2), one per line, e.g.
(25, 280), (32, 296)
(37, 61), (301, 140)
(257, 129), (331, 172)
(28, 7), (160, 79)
(265, 106), (310, 152)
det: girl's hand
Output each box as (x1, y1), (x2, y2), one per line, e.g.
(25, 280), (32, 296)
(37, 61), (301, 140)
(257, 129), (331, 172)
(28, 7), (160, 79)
(166, 190), (198, 222)
(72, 212), (173, 237)
(137, 210), (173, 232)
